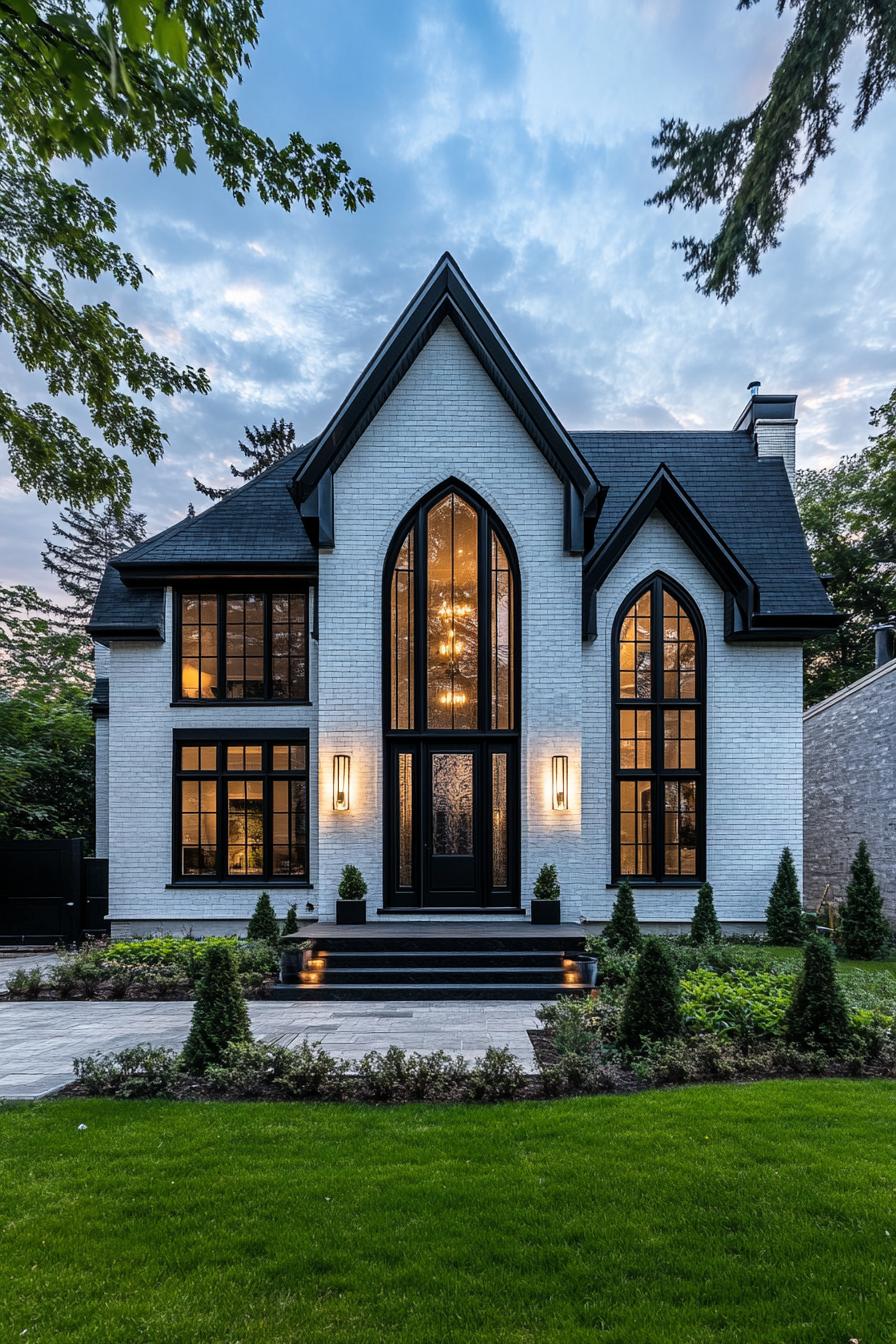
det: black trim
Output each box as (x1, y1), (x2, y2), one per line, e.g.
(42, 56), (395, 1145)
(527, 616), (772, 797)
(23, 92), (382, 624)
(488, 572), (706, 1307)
(115, 562), (318, 584)
(292, 253), (601, 556)
(381, 482), (522, 910)
(610, 573), (707, 885)
(171, 729), (310, 886)
(172, 582), (310, 705)
(87, 624), (164, 643)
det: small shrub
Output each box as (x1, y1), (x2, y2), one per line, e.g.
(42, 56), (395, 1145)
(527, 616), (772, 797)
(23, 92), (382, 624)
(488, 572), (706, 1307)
(338, 864), (368, 900)
(604, 880), (642, 951)
(785, 936), (851, 1055)
(633, 1036), (740, 1086)
(467, 1046), (525, 1101)
(840, 840), (890, 960)
(539, 1051), (626, 1097)
(765, 847), (803, 945)
(401, 1051), (470, 1100)
(619, 938), (682, 1050)
(180, 944), (252, 1075)
(73, 1045), (180, 1098)
(281, 903), (299, 938)
(5, 967), (43, 998)
(355, 1046), (411, 1101)
(585, 935), (638, 986)
(533, 863), (560, 901)
(246, 892), (280, 943)
(690, 881), (721, 944)
(206, 1039), (348, 1099)
(48, 959), (79, 998)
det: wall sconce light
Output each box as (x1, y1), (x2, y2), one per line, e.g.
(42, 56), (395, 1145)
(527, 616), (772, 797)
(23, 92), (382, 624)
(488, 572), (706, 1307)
(552, 755), (569, 811)
(333, 754), (351, 812)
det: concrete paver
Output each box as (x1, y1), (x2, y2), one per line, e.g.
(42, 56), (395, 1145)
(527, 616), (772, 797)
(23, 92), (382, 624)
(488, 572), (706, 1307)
(0, 998), (543, 1099)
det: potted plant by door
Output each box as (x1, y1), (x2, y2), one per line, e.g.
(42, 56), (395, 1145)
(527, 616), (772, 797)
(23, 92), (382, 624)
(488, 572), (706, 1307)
(336, 864), (368, 924)
(531, 863), (562, 924)
(279, 903), (304, 983)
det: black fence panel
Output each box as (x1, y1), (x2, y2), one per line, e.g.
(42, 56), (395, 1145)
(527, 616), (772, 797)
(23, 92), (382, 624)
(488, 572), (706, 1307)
(0, 838), (106, 945)
(82, 857), (109, 939)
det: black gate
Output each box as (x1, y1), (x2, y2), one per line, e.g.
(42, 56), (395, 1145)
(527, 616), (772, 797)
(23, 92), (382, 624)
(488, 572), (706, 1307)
(0, 839), (108, 945)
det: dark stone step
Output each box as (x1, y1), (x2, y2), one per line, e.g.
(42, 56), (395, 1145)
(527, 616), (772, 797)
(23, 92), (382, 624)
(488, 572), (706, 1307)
(321, 950), (569, 969)
(270, 982), (584, 1002)
(317, 965), (574, 986)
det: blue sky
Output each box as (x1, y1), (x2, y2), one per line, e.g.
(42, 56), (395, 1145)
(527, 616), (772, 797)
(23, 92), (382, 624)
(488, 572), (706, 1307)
(3, 0), (895, 590)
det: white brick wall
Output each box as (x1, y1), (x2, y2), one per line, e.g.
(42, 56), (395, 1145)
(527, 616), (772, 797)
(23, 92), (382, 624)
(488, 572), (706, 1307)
(583, 512), (803, 926)
(101, 319), (804, 932)
(317, 318), (584, 917)
(106, 589), (319, 934)
(755, 418), (796, 485)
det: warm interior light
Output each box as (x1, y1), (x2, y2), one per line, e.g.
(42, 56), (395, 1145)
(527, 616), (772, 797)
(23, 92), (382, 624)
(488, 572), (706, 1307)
(552, 755), (569, 811)
(333, 754), (351, 812)
(180, 663), (215, 697)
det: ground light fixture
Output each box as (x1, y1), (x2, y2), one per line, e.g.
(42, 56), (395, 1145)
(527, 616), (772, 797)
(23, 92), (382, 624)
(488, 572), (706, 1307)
(333, 754), (351, 812)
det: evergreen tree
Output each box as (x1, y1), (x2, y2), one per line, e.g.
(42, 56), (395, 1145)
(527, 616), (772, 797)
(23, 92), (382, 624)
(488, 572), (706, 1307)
(533, 863), (561, 901)
(43, 503), (146, 632)
(181, 944), (251, 1075)
(193, 420), (297, 502)
(620, 938), (682, 1051)
(840, 840), (890, 960)
(246, 891), (280, 943)
(785, 936), (851, 1055)
(604, 880), (642, 951)
(765, 848), (804, 946)
(690, 881), (721, 944)
(281, 903), (299, 939)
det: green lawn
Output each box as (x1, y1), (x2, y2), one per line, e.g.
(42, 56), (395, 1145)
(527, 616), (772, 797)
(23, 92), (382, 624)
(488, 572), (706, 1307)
(1, 1083), (894, 1343)
(743, 944), (896, 975)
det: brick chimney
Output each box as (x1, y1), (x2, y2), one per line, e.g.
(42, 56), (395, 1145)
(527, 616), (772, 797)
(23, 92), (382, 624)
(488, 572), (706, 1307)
(733, 381), (798, 487)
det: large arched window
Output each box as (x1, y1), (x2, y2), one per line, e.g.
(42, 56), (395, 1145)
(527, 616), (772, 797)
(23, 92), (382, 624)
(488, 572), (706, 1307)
(383, 484), (520, 909)
(612, 574), (705, 884)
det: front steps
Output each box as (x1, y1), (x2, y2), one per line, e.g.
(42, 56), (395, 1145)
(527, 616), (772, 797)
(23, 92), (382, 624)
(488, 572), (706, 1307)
(272, 924), (590, 1001)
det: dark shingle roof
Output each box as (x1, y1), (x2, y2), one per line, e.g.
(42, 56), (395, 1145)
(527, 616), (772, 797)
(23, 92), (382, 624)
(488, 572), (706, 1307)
(572, 430), (833, 618)
(89, 427), (832, 636)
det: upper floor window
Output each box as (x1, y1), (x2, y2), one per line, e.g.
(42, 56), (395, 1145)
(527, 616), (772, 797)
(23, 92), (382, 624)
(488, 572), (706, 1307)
(385, 486), (518, 733)
(612, 575), (705, 883)
(177, 589), (308, 702)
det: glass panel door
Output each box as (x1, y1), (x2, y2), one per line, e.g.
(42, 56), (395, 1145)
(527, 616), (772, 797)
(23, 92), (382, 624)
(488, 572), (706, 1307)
(424, 746), (479, 906)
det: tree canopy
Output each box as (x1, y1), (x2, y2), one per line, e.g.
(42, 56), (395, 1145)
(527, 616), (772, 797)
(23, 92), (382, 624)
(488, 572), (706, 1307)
(0, 0), (372, 514)
(43, 501), (146, 631)
(649, 0), (896, 302)
(192, 419), (297, 503)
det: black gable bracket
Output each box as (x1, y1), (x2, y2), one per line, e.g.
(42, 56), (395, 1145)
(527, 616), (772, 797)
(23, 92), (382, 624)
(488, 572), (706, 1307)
(292, 253), (601, 556)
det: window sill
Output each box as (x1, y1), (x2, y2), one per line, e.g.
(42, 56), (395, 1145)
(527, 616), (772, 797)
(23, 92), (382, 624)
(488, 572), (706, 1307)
(606, 881), (704, 890)
(166, 881), (314, 890)
(170, 700), (312, 709)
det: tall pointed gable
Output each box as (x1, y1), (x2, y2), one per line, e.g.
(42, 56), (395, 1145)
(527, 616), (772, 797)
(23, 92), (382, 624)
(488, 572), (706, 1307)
(292, 253), (602, 554)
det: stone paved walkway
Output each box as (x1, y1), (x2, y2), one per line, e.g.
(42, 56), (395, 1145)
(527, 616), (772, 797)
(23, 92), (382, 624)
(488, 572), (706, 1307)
(0, 952), (60, 989)
(0, 999), (541, 1099)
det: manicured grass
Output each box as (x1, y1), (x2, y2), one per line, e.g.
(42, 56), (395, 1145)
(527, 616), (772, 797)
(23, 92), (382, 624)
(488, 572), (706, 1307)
(1, 1083), (894, 1343)
(745, 944), (896, 975)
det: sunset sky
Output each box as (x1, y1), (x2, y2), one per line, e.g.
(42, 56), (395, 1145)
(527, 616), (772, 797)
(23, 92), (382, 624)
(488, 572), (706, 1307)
(3, 0), (894, 591)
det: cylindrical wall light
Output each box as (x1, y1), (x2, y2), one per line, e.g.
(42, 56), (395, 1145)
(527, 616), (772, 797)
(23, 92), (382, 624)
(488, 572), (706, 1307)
(333, 754), (351, 812)
(552, 755), (569, 811)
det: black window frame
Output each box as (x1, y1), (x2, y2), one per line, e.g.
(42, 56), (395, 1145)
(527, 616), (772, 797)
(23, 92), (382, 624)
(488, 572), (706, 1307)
(173, 583), (311, 705)
(171, 728), (311, 887)
(610, 572), (706, 887)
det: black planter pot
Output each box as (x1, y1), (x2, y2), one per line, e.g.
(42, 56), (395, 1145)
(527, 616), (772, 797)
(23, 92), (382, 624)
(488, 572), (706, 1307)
(530, 898), (561, 924)
(279, 945), (304, 984)
(336, 899), (367, 925)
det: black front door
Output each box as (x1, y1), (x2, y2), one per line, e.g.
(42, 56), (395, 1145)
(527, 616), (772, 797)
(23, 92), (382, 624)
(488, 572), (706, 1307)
(425, 744), (479, 906)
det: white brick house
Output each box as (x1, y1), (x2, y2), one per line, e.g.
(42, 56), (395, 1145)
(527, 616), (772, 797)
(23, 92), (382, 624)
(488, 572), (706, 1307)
(89, 255), (837, 937)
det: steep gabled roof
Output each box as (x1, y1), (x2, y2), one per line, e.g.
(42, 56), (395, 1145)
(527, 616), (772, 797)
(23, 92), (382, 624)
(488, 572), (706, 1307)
(575, 430), (837, 640)
(292, 253), (601, 554)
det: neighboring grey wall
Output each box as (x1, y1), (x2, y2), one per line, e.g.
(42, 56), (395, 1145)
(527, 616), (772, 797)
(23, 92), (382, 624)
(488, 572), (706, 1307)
(803, 660), (896, 922)
(106, 589), (319, 935)
(317, 317), (585, 919)
(93, 642), (110, 860)
(583, 512), (804, 927)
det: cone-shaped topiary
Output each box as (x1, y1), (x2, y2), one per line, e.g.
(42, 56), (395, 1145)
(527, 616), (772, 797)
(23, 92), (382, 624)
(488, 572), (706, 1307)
(604, 879), (642, 951)
(338, 864), (368, 900)
(281, 903), (299, 939)
(840, 840), (890, 960)
(785, 935), (850, 1054)
(619, 938), (682, 1050)
(533, 863), (560, 900)
(765, 847), (803, 946)
(690, 881), (721, 944)
(181, 944), (252, 1075)
(246, 891), (280, 943)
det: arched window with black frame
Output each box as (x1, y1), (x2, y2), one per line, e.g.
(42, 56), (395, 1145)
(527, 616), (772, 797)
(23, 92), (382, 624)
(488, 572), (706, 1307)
(611, 573), (705, 884)
(382, 482), (520, 910)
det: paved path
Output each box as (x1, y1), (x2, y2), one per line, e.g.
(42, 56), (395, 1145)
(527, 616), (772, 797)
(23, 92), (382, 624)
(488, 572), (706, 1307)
(0, 999), (541, 1099)
(0, 952), (60, 989)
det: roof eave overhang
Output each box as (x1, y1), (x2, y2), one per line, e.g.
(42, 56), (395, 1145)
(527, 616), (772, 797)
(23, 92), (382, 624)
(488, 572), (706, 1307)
(292, 254), (601, 556)
(113, 560), (318, 586)
(86, 623), (164, 646)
